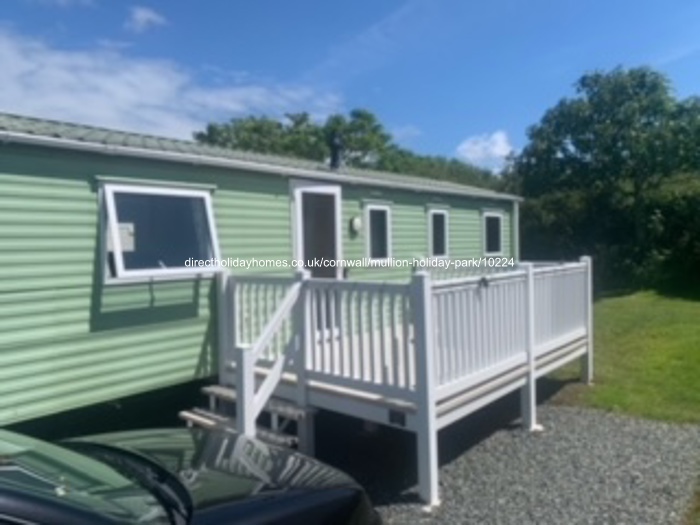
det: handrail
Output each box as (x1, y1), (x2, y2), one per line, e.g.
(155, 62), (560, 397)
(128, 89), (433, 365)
(234, 275), (296, 286)
(532, 262), (586, 276)
(431, 268), (526, 289)
(430, 260), (586, 289)
(235, 270), (309, 436)
(253, 343), (292, 418)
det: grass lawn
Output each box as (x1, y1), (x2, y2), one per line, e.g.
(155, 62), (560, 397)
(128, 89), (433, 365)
(688, 494), (700, 525)
(553, 290), (700, 423)
(549, 291), (700, 524)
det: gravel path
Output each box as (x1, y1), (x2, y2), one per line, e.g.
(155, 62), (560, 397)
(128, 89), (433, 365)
(316, 402), (700, 525)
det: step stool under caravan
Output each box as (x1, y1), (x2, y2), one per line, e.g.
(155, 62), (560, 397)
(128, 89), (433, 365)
(180, 257), (594, 508)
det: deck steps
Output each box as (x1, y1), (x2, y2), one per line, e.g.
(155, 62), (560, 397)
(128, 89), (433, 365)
(202, 384), (314, 422)
(180, 384), (316, 452)
(178, 407), (299, 449)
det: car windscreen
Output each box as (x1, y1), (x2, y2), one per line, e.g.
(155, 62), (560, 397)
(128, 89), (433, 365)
(76, 427), (355, 510)
(0, 430), (170, 524)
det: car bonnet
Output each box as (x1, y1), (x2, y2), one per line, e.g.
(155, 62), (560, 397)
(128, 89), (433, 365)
(69, 426), (357, 509)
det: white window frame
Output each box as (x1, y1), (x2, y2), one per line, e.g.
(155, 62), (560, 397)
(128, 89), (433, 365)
(101, 183), (222, 283)
(428, 209), (449, 258)
(365, 203), (392, 261)
(483, 211), (504, 256)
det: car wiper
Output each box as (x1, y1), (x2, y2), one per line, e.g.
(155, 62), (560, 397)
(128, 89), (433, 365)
(137, 467), (189, 525)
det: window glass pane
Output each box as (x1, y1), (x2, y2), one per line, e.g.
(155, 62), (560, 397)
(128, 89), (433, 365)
(432, 213), (446, 256)
(369, 209), (388, 259)
(485, 215), (502, 254)
(113, 192), (213, 271)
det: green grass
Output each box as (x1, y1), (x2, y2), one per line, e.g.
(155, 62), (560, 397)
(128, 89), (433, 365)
(553, 291), (700, 424)
(686, 488), (700, 525)
(550, 291), (700, 524)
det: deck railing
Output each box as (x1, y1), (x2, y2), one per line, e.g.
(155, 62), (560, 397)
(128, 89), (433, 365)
(304, 279), (417, 400)
(533, 263), (587, 351)
(232, 275), (297, 359)
(218, 257), (593, 507)
(432, 270), (528, 391)
(426, 262), (520, 281)
(221, 259), (591, 403)
(431, 261), (589, 396)
(218, 270), (308, 436)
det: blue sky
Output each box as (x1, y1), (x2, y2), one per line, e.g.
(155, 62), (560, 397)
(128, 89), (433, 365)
(2, 0), (700, 170)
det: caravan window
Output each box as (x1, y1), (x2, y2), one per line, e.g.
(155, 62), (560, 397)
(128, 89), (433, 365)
(366, 205), (392, 260)
(103, 184), (220, 281)
(483, 212), (503, 256)
(429, 210), (448, 257)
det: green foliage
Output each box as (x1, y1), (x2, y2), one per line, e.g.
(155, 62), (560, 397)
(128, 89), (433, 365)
(513, 66), (700, 289)
(322, 109), (393, 168)
(377, 145), (498, 188)
(645, 173), (700, 288)
(194, 112), (327, 161)
(194, 109), (497, 189)
(516, 67), (690, 197)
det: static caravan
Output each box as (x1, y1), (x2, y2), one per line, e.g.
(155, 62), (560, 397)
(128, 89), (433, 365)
(0, 113), (593, 506)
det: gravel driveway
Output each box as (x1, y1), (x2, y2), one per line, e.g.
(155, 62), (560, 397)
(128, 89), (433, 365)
(315, 397), (700, 525)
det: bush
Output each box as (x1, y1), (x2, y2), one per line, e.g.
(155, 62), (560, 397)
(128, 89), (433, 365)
(519, 173), (700, 292)
(646, 175), (700, 289)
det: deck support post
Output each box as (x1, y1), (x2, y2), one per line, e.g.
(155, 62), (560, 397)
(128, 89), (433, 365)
(216, 271), (234, 387)
(521, 263), (543, 432)
(580, 256), (594, 384)
(294, 269), (315, 455)
(411, 271), (440, 509)
(297, 413), (316, 456)
(235, 345), (256, 437)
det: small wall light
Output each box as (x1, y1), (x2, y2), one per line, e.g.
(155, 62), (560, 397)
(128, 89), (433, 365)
(349, 215), (362, 235)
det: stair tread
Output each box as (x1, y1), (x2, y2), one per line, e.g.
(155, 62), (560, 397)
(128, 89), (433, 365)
(202, 385), (314, 421)
(179, 408), (299, 449)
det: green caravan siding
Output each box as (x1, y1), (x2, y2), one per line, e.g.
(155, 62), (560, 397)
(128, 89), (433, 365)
(443, 198), (513, 259)
(0, 139), (515, 425)
(0, 143), (293, 425)
(215, 176), (292, 270)
(340, 187), (514, 281)
(342, 188), (424, 281)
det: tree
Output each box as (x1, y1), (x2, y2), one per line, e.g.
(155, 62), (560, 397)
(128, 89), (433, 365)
(378, 145), (498, 188)
(195, 109), (498, 188)
(194, 109), (393, 168)
(515, 68), (698, 246)
(323, 109), (394, 168)
(281, 112), (327, 161)
(194, 116), (288, 156)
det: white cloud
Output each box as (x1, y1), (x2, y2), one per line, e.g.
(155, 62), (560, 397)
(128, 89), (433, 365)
(0, 29), (343, 139)
(456, 130), (514, 171)
(125, 6), (167, 34)
(96, 38), (133, 51)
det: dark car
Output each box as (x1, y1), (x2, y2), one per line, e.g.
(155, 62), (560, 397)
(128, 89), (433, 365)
(0, 424), (380, 525)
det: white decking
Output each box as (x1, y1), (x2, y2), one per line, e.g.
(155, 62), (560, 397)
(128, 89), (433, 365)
(214, 258), (594, 507)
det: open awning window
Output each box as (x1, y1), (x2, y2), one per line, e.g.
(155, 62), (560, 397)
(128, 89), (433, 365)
(103, 184), (221, 281)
